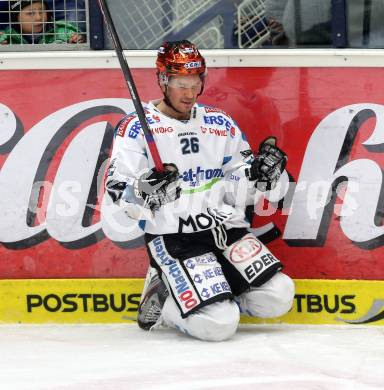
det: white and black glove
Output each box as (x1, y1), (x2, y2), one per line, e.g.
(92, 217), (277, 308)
(135, 163), (181, 211)
(245, 136), (287, 192)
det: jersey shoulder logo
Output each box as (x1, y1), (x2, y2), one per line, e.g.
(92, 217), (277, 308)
(118, 110), (162, 139)
(116, 114), (137, 137)
(203, 105), (226, 115)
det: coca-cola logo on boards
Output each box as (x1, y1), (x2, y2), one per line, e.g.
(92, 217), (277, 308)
(1, 100), (384, 249)
(0, 99), (145, 249)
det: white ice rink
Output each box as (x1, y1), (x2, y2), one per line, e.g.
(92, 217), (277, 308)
(0, 324), (383, 390)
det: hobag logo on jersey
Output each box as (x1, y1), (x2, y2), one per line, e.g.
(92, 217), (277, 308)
(151, 126), (174, 134)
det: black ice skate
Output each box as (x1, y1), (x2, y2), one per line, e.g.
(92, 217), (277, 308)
(138, 267), (169, 331)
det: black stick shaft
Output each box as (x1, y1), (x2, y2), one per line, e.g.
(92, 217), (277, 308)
(97, 0), (164, 171)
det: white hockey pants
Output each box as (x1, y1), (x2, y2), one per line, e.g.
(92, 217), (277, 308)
(160, 271), (295, 341)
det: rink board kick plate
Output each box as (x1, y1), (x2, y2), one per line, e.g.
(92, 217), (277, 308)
(0, 279), (383, 325)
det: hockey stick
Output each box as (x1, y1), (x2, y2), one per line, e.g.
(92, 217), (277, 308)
(97, 0), (164, 172)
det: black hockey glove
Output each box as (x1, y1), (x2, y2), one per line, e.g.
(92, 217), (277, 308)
(136, 163), (181, 211)
(245, 136), (287, 192)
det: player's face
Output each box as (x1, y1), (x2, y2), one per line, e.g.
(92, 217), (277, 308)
(164, 74), (202, 117)
(18, 2), (48, 34)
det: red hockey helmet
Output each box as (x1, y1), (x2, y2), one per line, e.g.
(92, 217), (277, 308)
(156, 40), (207, 83)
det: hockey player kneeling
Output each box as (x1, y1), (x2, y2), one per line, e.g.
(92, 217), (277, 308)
(105, 40), (295, 341)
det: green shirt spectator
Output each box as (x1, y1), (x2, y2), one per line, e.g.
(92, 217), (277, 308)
(0, 0), (85, 45)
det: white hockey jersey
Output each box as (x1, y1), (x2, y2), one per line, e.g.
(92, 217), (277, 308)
(106, 100), (257, 235)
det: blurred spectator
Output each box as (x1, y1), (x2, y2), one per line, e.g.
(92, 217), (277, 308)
(265, 0), (332, 47)
(347, 0), (384, 47)
(264, 0), (288, 46)
(0, 0), (85, 44)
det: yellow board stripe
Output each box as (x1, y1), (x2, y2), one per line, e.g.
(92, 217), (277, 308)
(0, 279), (383, 325)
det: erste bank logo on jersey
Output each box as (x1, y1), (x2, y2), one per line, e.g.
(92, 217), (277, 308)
(124, 114), (161, 139)
(202, 115), (236, 138)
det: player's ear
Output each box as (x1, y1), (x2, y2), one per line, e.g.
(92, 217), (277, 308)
(157, 72), (168, 94)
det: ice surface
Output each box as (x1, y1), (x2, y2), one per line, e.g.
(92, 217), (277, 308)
(0, 324), (383, 390)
